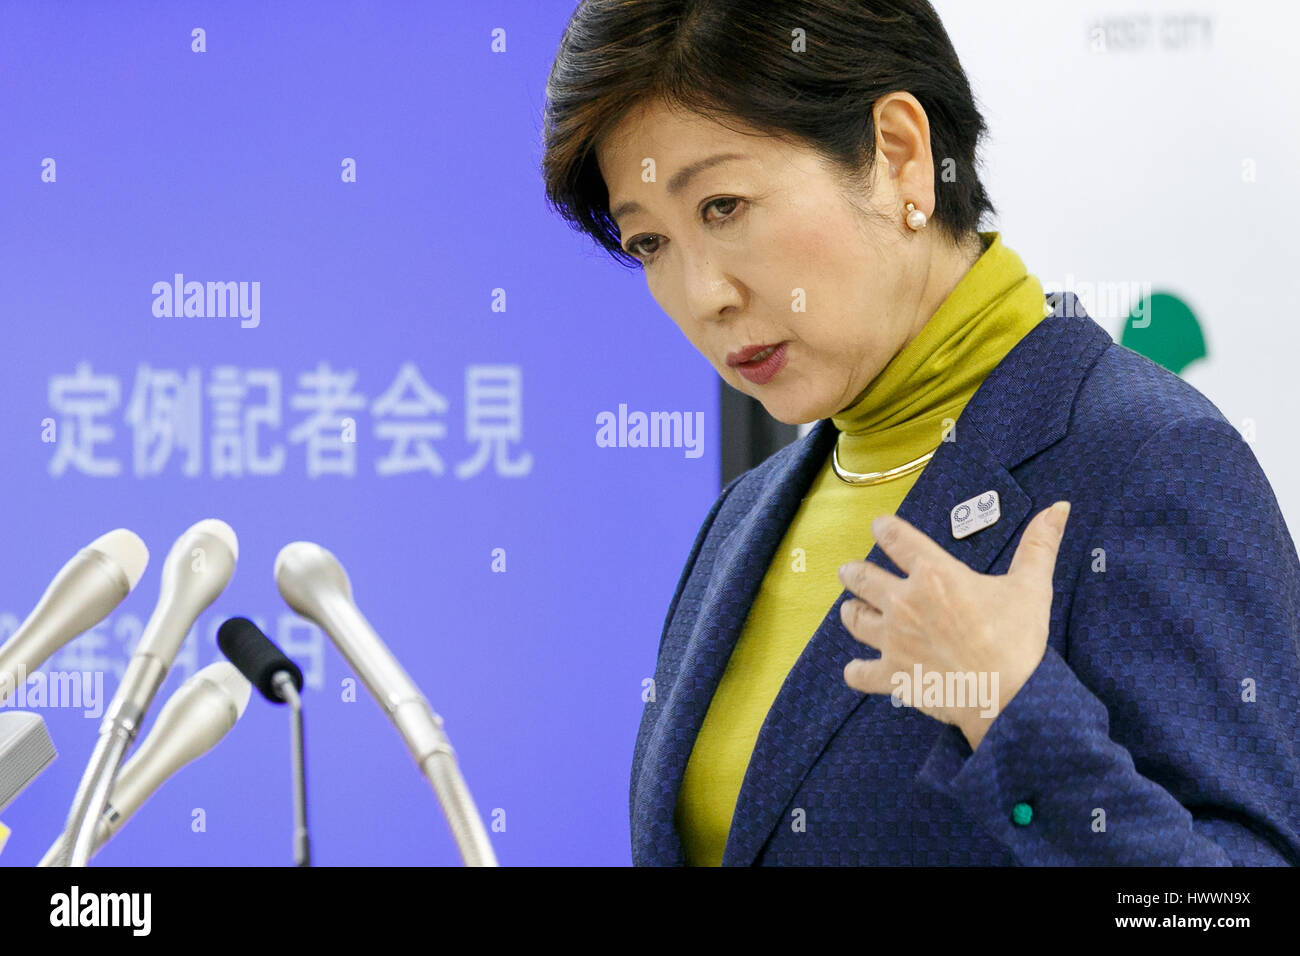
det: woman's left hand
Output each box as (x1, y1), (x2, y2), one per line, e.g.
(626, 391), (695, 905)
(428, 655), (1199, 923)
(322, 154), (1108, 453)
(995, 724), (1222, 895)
(838, 501), (1071, 751)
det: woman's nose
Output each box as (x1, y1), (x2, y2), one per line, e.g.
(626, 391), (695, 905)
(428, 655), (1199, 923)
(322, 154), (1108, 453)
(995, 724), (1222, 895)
(681, 255), (744, 322)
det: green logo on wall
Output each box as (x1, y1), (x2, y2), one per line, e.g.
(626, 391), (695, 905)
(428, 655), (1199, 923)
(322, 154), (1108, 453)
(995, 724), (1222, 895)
(1120, 292), (1207, 377)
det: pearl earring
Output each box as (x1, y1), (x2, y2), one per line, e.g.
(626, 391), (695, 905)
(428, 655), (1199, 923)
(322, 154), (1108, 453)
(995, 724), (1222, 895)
(904, 202), (928, 231)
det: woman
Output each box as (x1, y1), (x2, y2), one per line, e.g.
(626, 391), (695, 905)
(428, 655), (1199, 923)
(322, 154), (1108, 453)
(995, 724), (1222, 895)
(542, 0), (1300, 865)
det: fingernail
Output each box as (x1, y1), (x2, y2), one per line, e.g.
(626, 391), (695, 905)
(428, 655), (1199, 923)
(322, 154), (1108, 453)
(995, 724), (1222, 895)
(1046, 500), (1070, 533)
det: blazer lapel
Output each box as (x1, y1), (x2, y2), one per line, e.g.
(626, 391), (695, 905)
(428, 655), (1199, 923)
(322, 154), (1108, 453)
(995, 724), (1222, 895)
(630, 402), (832, 865)
(719, 293), (1114, 865)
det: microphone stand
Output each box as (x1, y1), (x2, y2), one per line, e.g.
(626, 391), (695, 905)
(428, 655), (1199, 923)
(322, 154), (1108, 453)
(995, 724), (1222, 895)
(272, 672), (311, 867)
(62, 654), (166, 867)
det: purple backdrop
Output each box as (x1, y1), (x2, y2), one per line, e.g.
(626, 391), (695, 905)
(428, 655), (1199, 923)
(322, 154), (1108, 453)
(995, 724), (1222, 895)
(0, 1), (718, 866)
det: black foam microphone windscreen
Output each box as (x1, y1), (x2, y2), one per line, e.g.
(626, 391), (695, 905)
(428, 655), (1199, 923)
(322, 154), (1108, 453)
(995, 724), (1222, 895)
(217, 616), (304, 703)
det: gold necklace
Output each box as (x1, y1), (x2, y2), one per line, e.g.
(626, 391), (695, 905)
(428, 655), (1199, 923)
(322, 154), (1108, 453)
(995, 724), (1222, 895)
(831, 433), (937, 486)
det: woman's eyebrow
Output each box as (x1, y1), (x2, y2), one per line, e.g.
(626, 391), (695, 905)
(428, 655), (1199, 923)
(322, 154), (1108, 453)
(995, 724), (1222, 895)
(611, 152), (751, 224)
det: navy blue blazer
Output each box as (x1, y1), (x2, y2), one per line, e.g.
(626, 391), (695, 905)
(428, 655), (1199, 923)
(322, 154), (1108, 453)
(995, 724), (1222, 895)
(631, 292), (1300, 866)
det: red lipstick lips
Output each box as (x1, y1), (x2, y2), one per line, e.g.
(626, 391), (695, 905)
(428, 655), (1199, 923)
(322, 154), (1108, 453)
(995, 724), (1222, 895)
(728, 342), (788, 385)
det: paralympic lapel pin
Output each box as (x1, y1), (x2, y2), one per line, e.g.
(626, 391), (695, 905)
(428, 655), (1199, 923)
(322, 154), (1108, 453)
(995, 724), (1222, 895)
(950, 490), (1000, 540)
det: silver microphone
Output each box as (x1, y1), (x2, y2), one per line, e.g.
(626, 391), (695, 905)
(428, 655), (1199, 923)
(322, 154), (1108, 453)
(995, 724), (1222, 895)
(39, 661), (251, 866)
(274, 541), (497, 866)
(60, 518), (238, 867)
(0, 529), (148, 706)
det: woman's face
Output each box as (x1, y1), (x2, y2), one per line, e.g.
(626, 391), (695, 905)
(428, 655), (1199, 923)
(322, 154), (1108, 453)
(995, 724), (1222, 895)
(596, 95), (978, 425)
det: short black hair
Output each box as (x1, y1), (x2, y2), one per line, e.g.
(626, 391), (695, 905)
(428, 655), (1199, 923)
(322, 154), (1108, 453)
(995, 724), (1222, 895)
(541, 0), (997, 269)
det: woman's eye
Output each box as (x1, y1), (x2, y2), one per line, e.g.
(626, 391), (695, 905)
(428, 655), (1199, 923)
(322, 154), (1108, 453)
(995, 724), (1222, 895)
(625, 197), (742, 263)
(627, 235), (661, 259)
(706, 197), (739, 219)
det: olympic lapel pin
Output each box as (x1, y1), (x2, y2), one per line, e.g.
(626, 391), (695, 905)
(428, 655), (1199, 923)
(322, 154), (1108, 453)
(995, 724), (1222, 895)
(950, 490), (1000, 540)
